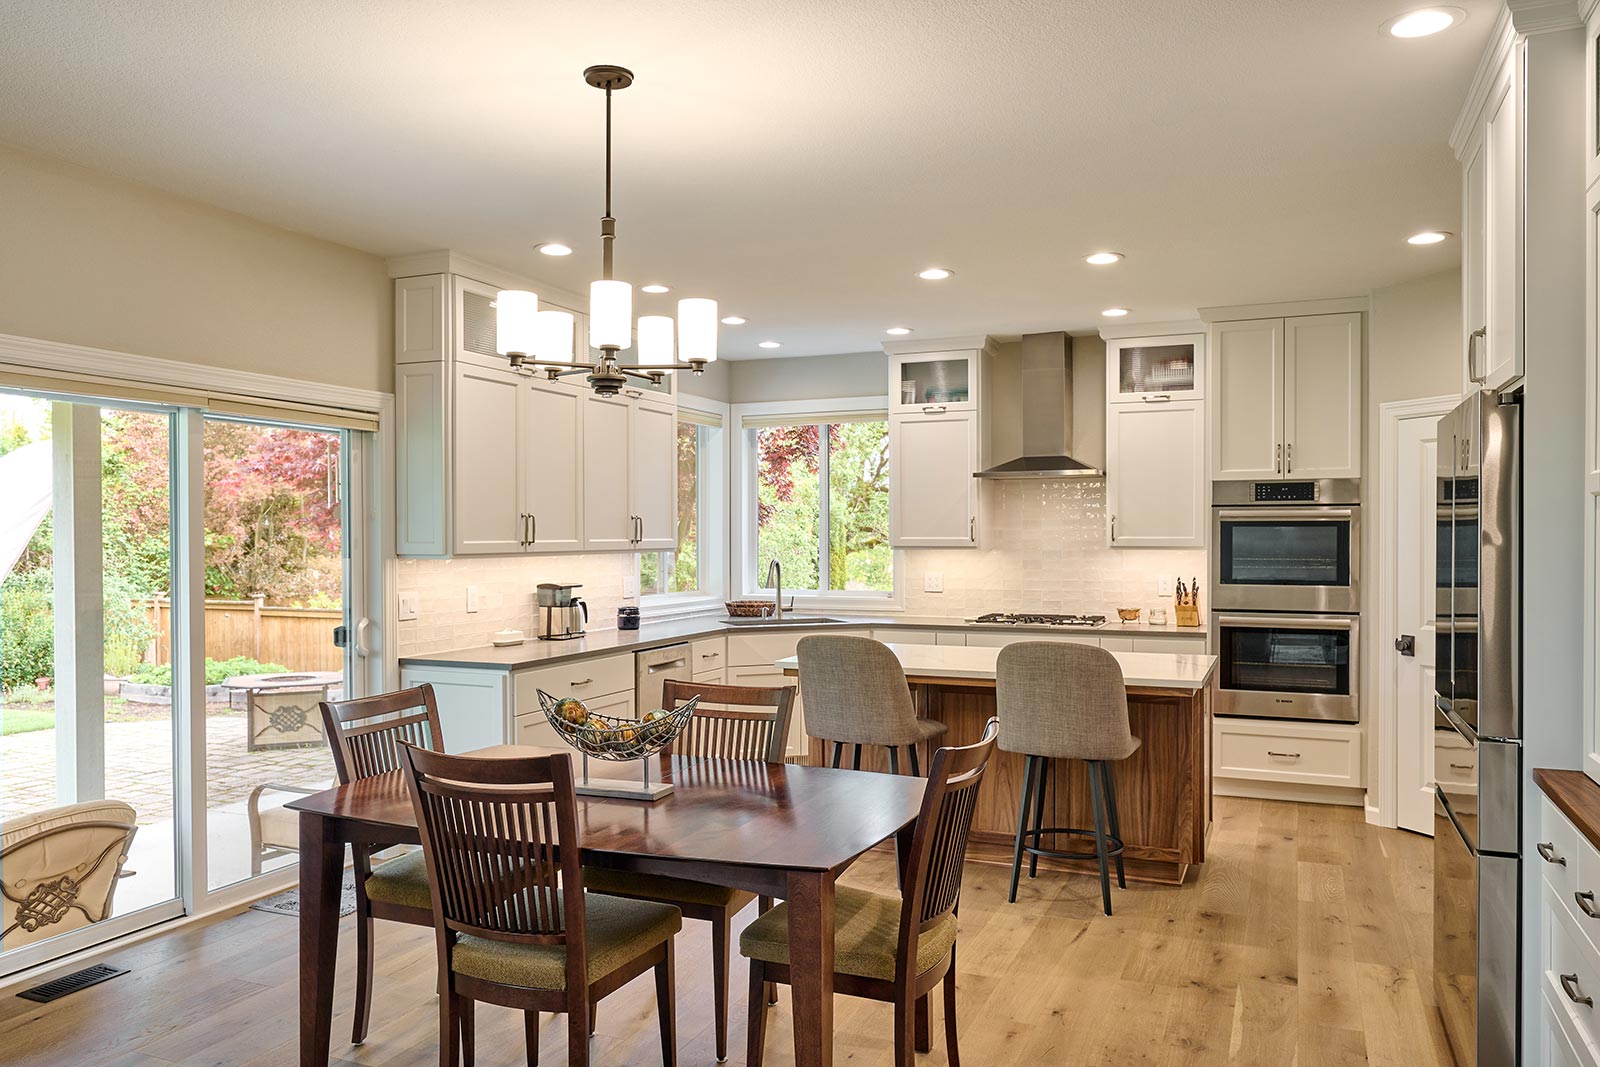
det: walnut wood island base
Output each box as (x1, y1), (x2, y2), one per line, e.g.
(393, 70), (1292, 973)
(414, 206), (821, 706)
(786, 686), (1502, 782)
(783, 644), (1218, 887)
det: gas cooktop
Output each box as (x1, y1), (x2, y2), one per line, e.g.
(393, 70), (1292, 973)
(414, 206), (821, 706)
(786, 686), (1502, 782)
(965, 612), (1109, 629)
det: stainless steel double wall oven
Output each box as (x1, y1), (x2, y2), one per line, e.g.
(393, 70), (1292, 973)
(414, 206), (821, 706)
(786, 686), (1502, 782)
(1210, 479), (1361, 724)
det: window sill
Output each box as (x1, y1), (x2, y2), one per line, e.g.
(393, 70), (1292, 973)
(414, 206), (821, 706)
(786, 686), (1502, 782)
(639, 595), (727, 623)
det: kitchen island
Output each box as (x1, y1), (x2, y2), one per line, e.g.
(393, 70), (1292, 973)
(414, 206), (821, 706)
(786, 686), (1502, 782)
(777, 643), (1218, 886)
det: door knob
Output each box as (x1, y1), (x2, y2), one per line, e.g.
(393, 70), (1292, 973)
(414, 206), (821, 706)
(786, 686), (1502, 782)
(1394, 635), (1415, 656)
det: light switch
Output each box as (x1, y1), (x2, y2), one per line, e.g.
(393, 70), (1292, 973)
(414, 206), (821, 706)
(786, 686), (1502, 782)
(398, 591), (419, 622)
(923, 573), (944, 593)
(1156, 575), (1174, 597)
(466, 585), (480, 613)
(623, 576), (640, 599)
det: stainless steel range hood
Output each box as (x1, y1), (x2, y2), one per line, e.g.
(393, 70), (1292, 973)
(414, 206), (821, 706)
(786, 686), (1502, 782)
(974, 331), (1103, 479)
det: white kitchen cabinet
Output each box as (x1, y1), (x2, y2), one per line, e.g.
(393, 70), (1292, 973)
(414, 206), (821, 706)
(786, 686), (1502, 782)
(630, 394), (679, 550)
(1481, 47), (1523, 392)
(1210, 319), (1285, 480)
(964, 632), (1102, 648)
(452, 365), (525, 554)
(1213, 718), (1363, 790)
(1105, 333), (1204, 404)
(396, 361), (448, 556)
(1284, 313), (1362, 479)
(889, 410), (978, 547)
(891, 350), (978, 413)
(1208, 312), (1362, 482)
(399, 664), (511, 753)
(522, 376), (586, 552)
(1462, 130), (1489, 397)
(1106, 400), (1205, 547)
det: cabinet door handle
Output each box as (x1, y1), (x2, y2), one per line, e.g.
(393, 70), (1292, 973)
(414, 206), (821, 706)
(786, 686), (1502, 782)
(570, 677), (593, 687)
(1467, 326), (1488, 384)
(922, 404), (947, 415)
(1275, 443), (1282, 475)
(517, 513), (526, 546)
(1142, 394), (1172, 403)
(1110, 515), (1117, 542)
(1448, 762), (1472, 770)
(700, 651), (720, 659)
(1285, 442), (1292, 474)
(1266, 750), (1301, 760)
(1537, 841), (1567, 866)
(1562, 972), (1595, 1008)
(1577, 890), (1600, 919)
(970, 516), (976, 542)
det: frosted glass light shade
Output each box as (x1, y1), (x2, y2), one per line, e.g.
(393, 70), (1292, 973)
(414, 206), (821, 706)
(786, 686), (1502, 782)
(637, 315), (676, 369)
(590, 280), (633, 349)
(534, 309), (575, 361)
(495, 290), (539, 356)
(677, 298), (718, 364)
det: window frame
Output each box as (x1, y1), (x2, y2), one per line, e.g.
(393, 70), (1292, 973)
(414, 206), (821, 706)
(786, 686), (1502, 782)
(731, 396), (901, 612)
(638, 394), (730, 619)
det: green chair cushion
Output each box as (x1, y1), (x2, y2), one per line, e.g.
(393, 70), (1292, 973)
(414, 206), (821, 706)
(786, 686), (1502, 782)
(452, 892), (681, 991)
(582, 866), (744, 909)
(363, 850), (431, 910)
(739, 885), (956, 982)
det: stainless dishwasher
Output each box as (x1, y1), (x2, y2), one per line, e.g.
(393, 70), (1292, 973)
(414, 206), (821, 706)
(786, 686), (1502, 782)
(635, 644), (692, 713)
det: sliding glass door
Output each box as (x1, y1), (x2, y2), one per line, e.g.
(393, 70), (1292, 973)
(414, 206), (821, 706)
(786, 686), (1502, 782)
(0, 392), (183, 971)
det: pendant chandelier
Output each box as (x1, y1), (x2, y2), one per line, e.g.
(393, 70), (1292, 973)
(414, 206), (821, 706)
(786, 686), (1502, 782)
(495, 65), (717, 396)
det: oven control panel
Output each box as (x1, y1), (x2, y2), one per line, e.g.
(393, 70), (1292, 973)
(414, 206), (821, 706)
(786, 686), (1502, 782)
(1252, 481), (1318, 502)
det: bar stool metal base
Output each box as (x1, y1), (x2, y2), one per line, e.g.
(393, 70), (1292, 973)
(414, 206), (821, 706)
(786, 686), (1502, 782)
(1007, 754), (1127, 914)
(827, 740), (923, 777)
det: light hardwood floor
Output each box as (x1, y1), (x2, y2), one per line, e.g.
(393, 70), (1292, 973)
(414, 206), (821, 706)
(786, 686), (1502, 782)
(0, 797), (1453, 1067)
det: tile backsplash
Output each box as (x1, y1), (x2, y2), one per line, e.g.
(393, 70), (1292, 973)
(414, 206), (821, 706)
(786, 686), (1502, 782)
(397, 554), (634, 657)
(901, 479), (1205, 619)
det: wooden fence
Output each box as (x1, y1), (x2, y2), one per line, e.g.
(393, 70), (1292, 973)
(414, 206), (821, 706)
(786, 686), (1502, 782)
(144, 598), (343, 672)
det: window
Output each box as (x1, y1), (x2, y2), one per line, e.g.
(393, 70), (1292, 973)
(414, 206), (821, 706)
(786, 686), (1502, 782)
(639, 404), (725, 602)
(744, 411), (892, 596)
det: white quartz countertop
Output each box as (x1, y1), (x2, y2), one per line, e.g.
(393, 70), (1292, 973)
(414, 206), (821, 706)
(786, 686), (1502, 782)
(775, 643), (1218, 692)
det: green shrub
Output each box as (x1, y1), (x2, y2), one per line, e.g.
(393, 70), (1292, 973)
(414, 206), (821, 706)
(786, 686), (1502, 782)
(1, 569), (55, 690)
(128, 656), (290, 687)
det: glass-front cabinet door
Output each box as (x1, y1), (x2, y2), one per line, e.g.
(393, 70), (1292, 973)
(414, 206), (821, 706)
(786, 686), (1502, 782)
(1106, 333), (1205, 404)
(890, 351), (977, 413)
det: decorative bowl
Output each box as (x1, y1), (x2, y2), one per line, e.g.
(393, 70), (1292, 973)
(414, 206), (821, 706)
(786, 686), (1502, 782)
(538, 690), (699, 761)
(1116, 608), (1141, 623)
(724, 600), (775, 618)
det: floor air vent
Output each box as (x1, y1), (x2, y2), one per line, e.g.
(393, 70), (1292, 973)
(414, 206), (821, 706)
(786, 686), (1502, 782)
(16, 963), (128, 1003)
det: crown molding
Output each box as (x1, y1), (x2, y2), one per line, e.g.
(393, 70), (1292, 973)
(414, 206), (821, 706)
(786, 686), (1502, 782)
(1097, 319), (1205, 341)
(1198, 297), (1368, 323)
(1508, 0), (1584, 33)
(880, 334), (997, 357)
(1583, 0), (1599, 22)
(1450, 6), (1517, 157)
(385, 250), (587, 311)
(0, 331), (388, 412)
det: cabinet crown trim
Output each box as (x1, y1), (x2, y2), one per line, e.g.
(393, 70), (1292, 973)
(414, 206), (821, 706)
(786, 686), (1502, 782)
(386, 250), (587, 309)
(1098, 319), (1205, 341)
(1507, 0), (1583, 34)
(1199, 297), (1368, 323)
(882, 335), (997, 357)
(1448, 9), (1517, 156)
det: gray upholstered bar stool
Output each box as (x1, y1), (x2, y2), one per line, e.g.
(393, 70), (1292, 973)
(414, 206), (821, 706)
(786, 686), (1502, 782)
(996, 641), (1140, 915)
(796, 634), (946, 775)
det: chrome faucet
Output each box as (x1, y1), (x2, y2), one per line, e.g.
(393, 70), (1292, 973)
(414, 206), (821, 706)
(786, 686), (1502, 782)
(766, 559), (784, 620)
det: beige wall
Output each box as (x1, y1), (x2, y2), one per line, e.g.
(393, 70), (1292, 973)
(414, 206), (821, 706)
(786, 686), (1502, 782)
(728, 351), (886, 402)
(1366, 268), (1462, 429)
(0, 142), (392, 393)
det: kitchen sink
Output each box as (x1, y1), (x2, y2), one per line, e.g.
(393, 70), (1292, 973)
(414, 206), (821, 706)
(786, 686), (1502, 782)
(720, 616), (845, 626)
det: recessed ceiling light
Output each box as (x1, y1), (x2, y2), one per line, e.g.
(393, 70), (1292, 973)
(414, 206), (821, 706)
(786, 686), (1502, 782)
(1384, 6), (1463, 38)
(721, 316), (746, 325)
(758, 340), (783, 349)
(537, 242), (573, 256)
(1407, 230), (1452, 245)
(640, 284), (670, 294)
(885, 327), (913, 336)
(917, 267), (954, 281)
(1101, 307), (1131, 318)
(1084, 251), (1124, 266)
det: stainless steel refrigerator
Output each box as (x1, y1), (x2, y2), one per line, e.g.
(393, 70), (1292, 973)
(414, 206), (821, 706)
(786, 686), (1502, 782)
(1433, 388), (1522, 1066)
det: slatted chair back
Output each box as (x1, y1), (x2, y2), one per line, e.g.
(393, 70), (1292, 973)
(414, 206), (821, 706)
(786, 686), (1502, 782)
(895, 718), (999, 976)
(400, 745), (589, 993)
(320, 685), (444, 784)
(659, 679), (795, 765)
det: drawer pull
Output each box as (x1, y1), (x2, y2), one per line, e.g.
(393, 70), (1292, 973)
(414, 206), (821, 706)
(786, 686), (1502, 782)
(700, 652), (720, 659)
(1577, 891), (1600, 919)
(570, 678), (593, 687)
(1448, 763), (1473, 770)
(1266, 751), (1301, 760)
(1537, 842), (1567, 866)
(1562, 972), (1594, 1008)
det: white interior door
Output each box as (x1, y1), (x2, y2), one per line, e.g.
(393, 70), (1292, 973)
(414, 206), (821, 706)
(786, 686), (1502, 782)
(1396, 412), (1442, 834)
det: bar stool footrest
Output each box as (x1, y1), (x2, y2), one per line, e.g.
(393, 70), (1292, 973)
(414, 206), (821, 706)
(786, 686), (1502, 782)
(1019, 826), (1126, 862)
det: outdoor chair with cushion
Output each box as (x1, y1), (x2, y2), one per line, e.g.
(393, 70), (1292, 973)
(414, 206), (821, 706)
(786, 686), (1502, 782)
(1, 800), (138, 951)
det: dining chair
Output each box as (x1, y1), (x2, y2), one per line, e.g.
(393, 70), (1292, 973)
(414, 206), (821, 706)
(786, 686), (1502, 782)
(797, 635), (946, 775)
(318, 684), (445, 1045)
(400, 744), (681, 1067)
(582, 678), (794, 1062)
(741, 717), (1000, 1067)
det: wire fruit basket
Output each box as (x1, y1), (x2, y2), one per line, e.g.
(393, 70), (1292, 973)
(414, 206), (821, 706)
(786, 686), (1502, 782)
(537, 690), (699, 800)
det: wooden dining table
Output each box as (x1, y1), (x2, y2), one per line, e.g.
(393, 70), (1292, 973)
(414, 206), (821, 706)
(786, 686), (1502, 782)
(288, 746), (929, 1067)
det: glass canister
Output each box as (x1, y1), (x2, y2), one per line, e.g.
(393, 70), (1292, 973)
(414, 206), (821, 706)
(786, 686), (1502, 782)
(617, 606), (641, 631)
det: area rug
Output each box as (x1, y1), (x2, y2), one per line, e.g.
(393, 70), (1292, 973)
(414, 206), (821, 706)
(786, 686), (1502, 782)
(250, 872), (358, 918)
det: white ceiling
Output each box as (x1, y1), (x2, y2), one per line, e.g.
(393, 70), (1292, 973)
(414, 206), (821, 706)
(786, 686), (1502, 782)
(0, 0), (1491, 358)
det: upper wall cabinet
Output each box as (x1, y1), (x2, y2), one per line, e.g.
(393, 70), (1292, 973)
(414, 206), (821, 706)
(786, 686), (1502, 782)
(1100, 328), (1207, 548)
(1459, 46), (1522, 393)
(393, 270), (673, 557)
(1106, 334), (1204, 404)
(885, 339), (993, 548)
(1208, 310), (1363, 482)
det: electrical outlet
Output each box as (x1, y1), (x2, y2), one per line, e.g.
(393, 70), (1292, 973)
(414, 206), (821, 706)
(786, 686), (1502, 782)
(465, 585), (480, 613)
(923, 573), (944, 593)
(398, 591), (419, 622)
(623, 576), (640, 599)
(1156, 575), (1174, 597)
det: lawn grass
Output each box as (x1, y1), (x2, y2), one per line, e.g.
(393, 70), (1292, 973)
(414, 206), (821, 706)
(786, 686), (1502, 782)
(1, 707), (55, 735)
